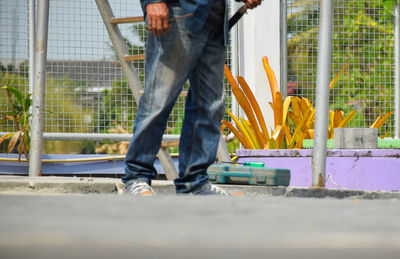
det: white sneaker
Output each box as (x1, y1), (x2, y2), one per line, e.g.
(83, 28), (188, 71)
(125, 181), (156, 196)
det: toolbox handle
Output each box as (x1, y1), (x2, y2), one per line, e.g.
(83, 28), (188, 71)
(218, 171), (254, 178)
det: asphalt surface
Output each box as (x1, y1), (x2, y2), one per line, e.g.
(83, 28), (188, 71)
(1, 193), (400, 259)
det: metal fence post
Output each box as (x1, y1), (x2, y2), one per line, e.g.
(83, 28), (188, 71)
(395, 3), (400, 138)
(280, 0), (288, 98)
(29, 0), (35, 96)
(311, 0), (333, 187)
(29, 0), (50, 177)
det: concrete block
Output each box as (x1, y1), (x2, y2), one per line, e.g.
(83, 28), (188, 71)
(334, 128), (378, 149)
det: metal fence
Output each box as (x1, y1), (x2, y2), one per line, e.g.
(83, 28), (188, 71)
(0, 0), (232, 138)
(0, 0), (397, 146)
(287, 0), (395, 136)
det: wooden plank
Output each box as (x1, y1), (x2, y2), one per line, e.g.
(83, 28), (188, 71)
(157, 149), (179, 180)
(124, 54), (146, 61)
(110, 16), (144, 24)
(161, 141), (180, 149)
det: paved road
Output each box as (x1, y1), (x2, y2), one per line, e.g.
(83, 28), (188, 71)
(1, 193), (400, 259)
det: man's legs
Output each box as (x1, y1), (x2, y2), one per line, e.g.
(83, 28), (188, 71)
(174, 32), (227, 193)
(123, 5), (208, 186)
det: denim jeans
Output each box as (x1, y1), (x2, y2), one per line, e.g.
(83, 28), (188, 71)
(123, 4), (227, 193)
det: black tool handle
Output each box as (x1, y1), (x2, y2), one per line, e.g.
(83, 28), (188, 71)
(228, 5), (248, 30)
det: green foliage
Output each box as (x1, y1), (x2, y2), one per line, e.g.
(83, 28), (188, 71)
(98, 23), (147, 134)
(0, 78), (31, 161)
(226, 138), (240, 153)
(0, 63), (6, 73)
(1, 72), (95, 154)
(383, 0), (399, 12)
(95, 78), (138, 133)
(288, 0), (395, 135)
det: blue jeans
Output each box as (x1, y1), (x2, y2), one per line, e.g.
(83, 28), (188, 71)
(123, 5), (227, 193)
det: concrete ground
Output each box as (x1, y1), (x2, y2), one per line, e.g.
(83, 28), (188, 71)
(1, 175), (400, 259)
(0, 193), (400, 259)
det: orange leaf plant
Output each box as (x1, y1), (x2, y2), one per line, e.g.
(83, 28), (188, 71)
(222, 57), (393, 149)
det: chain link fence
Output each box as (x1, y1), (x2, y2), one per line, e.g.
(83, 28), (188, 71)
(288, 0), (395, 136)
(0, 0), (397, 153)
(0, 0), (232, 139)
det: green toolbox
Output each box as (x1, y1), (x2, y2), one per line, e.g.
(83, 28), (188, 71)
(207, 164), (291, 186)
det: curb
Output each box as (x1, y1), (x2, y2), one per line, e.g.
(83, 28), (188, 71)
(0, 176), (399, 199)
(0, 176), (125, 194)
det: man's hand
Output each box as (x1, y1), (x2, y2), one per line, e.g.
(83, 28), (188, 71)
(146, 2), (170, 36)
(241, 0), (262, 9)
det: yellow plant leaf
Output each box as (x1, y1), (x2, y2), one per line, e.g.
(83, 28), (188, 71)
(333, 110), (344, 128)
(225, 66), (265, 146)
(225, 110), (256, 149)
(262, 56), (279, 104)
(220, 124), (228, 132)
(240, 118), (262, 149)
(302, 97), (312, 108)
(8, 130), (21, 154)
(307, 129), (314, 139)
(291, 97), (302, 119)
(306, 108), (315, 129)
(0, 132), (13, 146)
(267, 138), (277, 149)
(274, 92), (283, 127)
(272, 125), (284, 149)
(306, 120), (314, 130)
(380, 131), (391, 139)
(370, 113), (383, 128)
(295, 131), (308, 149)
(282, 96), (292, 127)
(17, 135), (25, 161)
(283, 125), (292, 144)
(272, 125), (282, 138)
(289, 107), (314, 148)
(298, 99), (310, 117)
(371, 111), (394, 129)
(288, 111), (300, 127)
(328, 110), (335, 139)
(269, 102), (274, 111)
(330, 62), (349, 90)
(221, 120), (252, 149)
(24, 132), (30, 152)
(237, 76), (270, 142)
(337, 111), (357, 128)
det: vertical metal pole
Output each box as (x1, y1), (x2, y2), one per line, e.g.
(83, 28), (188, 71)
(230, 0), (241, 134)
(280, 0), (288, 98)
(394, 3), (400, 138)
(230, 0), (239, 76)
(29, 0), (36, 97)
(29, 0), (50, 177)
(311, 0), (333, 187)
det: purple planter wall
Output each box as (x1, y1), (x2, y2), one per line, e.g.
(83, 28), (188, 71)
(236, 149), (400, 192)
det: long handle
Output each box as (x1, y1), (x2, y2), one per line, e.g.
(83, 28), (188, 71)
(228, 5), (248, 30)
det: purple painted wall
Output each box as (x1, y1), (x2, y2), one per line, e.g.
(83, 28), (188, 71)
(236, 149), (400, 192)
